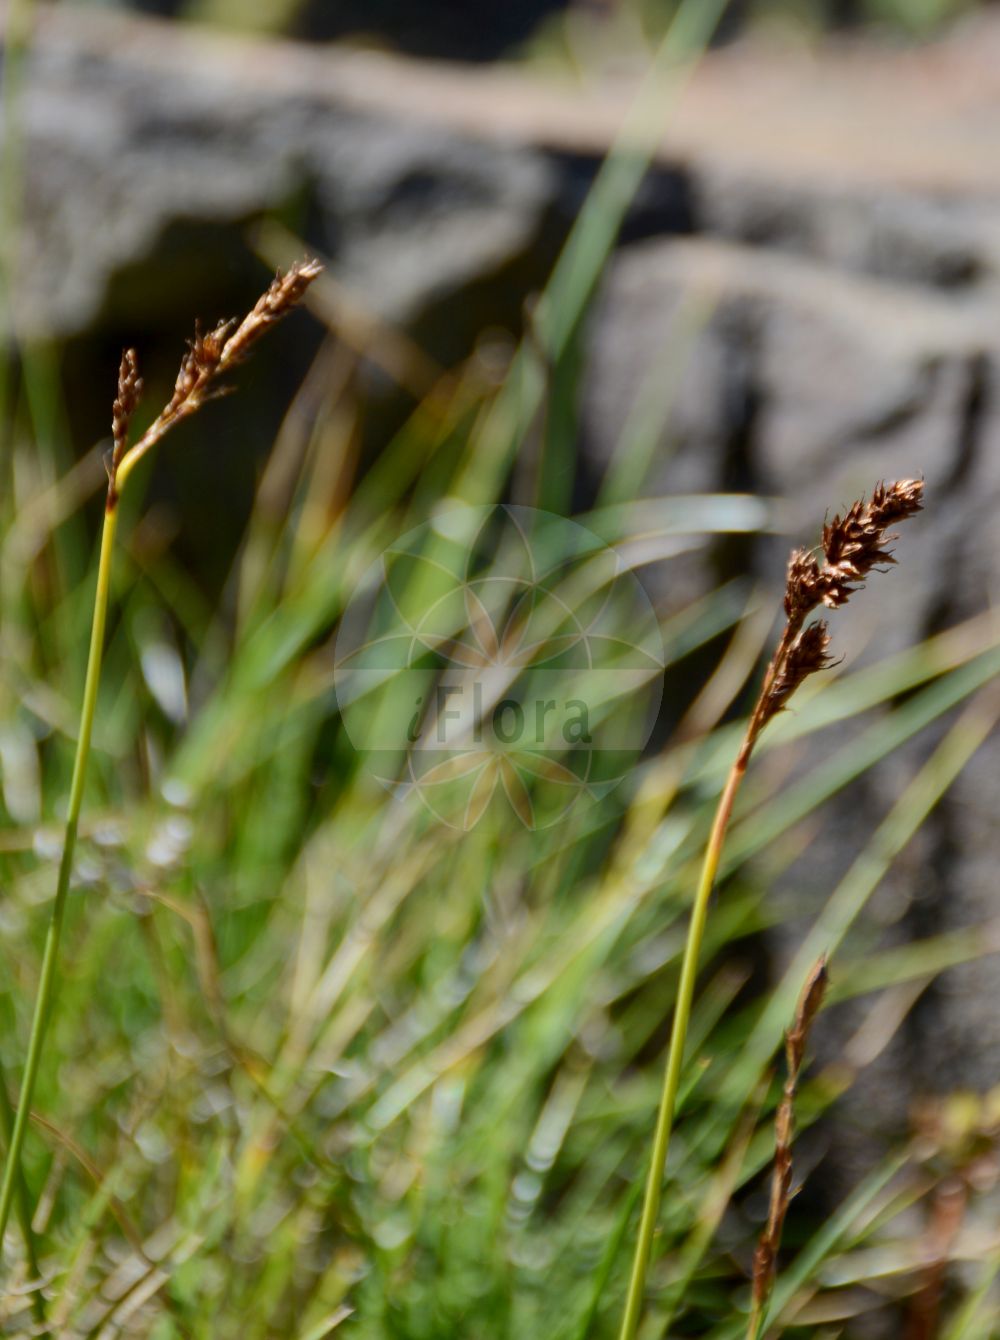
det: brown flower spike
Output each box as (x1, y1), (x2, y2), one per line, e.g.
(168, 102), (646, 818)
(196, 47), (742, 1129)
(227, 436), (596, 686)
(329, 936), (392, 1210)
(111, 347), (143, 475)
(741, 478), (923, 763)
(765, 620), (834, 717)
(0, 256), (325, 1285)
(105, 258), (323, 508)
(740, 480), (921, 1320)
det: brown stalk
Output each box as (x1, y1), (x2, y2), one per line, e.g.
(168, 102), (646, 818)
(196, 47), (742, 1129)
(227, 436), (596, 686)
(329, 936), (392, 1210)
(903, 1176), (967, 1340)
(748, 955), (830, 1337)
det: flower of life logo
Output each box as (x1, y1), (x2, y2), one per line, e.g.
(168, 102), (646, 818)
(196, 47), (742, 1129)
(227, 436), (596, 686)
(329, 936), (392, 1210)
(335, 505), (663, 830)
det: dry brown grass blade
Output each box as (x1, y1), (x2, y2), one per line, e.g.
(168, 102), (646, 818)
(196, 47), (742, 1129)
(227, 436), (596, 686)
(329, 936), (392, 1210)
(748, 954), (830, 1337)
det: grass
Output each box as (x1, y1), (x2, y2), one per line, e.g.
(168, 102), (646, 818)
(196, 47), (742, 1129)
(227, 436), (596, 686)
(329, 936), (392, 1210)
(1, 5), (999, 1338)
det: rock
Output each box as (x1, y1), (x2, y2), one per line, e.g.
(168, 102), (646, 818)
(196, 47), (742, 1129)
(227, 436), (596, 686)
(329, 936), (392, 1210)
(584, 235), (995, 641)
(5, 8), (559, 346)
(11, 2), (1000, 347)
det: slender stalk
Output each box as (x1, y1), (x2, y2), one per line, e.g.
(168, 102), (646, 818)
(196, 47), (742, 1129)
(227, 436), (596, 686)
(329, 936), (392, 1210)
(618, 625), (794, 1340)
(617, 479), (923, 1339)
(618, 753), (747, 1340)
(0, 500), (119, 1250)
(747, 955), (828, 1340)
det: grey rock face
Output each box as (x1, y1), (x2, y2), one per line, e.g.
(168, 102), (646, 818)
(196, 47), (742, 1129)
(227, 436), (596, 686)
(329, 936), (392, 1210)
(7, 19), (557, 344)
(584, 234), (995, 637)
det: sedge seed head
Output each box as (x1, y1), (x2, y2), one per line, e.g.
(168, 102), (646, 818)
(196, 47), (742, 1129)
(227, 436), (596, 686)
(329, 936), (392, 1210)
(220, 258), (324, 369)
(784, 547), (824, 621)
(781, 478), (924, 623)
(111, 347), (143, 468)
(764, 620), (834, 722)
(107, 257), (322, 506)
(786, 955), (829, 1074)
(819, 477), (924, 607)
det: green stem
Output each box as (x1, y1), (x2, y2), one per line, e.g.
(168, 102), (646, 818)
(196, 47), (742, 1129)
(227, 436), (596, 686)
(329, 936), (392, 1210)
(617, 617), (801, 1339)
(618, 754), (748, 1340)
(0, 498), (119, 1251)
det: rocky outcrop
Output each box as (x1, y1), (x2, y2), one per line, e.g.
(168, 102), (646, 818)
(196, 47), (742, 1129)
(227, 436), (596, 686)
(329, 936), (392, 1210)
(11, 3), (1000, 346)
(4, 7), (561, 346)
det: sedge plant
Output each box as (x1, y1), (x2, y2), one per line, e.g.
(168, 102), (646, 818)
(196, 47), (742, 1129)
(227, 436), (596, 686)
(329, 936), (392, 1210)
(0, 258), (322, 1261)
(618, 477), (925, 1340)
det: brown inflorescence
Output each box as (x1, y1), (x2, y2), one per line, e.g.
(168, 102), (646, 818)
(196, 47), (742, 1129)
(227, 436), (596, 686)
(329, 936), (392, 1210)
(110, 348), (143, 474)
(765, 621), (834, 719)
(106, 258), (322, 507)
(164, 318), (234, 419)
(783, 478), (924, 622)
(782, 548), (825, 622)
(220, 260), (324, 368)
(752, 478), (923, 744)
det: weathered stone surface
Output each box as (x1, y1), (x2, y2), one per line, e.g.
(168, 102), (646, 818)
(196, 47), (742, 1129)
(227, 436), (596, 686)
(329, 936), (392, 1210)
(4, 9), (559, 345)
(584, 235), (995, 644)
(11, 2), (1000, 345)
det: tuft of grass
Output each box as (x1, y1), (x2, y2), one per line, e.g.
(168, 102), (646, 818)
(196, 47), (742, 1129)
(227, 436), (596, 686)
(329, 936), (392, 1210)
(0, 278), (996, 1334)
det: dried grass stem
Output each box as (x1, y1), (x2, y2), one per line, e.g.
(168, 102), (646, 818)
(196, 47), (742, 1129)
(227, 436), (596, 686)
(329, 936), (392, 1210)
(748, 955), (829, 1338)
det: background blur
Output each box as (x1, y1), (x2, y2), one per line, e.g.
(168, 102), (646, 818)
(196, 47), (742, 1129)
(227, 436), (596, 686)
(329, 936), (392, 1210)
(1, 1), (1000, 1336)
